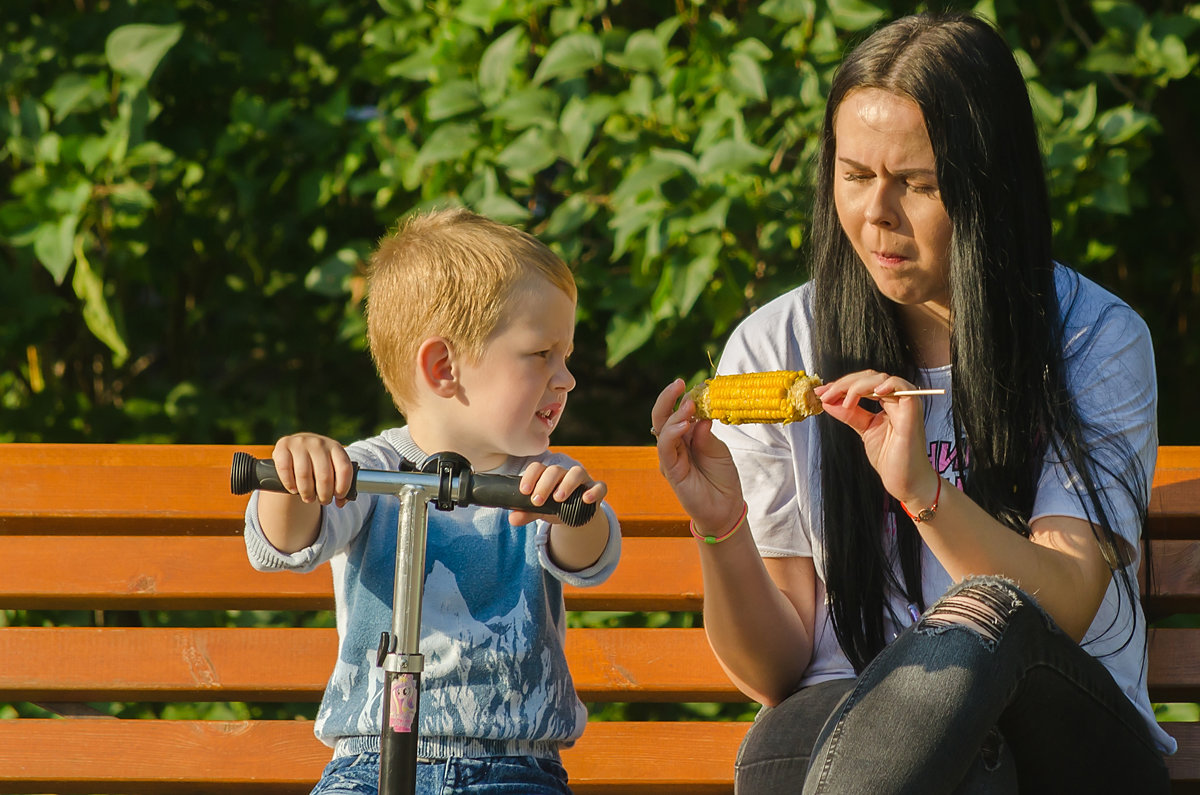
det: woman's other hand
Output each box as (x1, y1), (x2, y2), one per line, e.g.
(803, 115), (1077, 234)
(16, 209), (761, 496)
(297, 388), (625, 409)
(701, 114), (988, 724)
(651, 379), (746, 533)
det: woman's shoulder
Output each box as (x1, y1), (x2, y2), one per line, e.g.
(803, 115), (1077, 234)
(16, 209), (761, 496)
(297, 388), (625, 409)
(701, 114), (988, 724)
(720, 282), (816, 372)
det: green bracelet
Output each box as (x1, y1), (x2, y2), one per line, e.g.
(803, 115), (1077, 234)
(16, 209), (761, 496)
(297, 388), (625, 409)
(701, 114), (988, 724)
(690, 501), (749, 545)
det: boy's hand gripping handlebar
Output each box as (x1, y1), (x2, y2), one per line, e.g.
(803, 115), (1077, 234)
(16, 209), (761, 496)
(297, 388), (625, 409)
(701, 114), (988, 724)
(229, 450), (597, 527)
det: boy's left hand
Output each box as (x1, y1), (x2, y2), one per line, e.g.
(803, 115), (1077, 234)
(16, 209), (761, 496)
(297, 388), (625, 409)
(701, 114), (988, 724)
(510, 462), (607, 527)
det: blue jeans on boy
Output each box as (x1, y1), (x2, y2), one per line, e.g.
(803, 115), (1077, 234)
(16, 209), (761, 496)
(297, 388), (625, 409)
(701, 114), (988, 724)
(310, 752), (571, 795)
(736, 576), (1170, 794)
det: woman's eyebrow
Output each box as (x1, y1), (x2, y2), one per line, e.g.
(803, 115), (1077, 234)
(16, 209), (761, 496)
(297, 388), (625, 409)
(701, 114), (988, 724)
(837, 156), (937, 179)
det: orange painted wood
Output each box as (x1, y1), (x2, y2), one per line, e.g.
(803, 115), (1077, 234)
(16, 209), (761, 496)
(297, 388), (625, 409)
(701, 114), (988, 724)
(3, 531), (1191, 616)
(2, 442), (1194, 537)
(5, 624), (1198, 705)
(1149, 628), (1200, 704)
(0, 718), (1197, 793)
(1, 443), (1197, 793)
(0, 719), (749, 795)
(0, 536), (702, 612)
(0, 627), (742, 704)
(1145, 539), (1200, 618)
(0, 444), (687, 537)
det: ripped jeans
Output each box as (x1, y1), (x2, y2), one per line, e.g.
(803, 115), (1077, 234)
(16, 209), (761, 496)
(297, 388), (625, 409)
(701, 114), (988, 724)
(735, 577), (1170, 794)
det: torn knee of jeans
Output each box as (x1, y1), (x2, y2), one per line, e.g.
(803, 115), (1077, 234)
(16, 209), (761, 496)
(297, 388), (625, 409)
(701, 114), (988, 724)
(979, 727), (1006, 771)
(916, 577), (1023, 645)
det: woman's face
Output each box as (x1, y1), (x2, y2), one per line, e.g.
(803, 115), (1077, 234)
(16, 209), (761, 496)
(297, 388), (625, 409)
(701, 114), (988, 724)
(832, 88), (953, 315)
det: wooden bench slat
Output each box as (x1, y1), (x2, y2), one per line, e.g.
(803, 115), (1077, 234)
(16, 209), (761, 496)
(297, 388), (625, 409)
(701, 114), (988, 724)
(2, 717), (1196, 793)
(0, 627), (742, 703)
(4, 443), (1193, 536)
(0, 445), (687, 537)
(0, 536), (703, 612)
(5, 625), (1199, 705)
(5, 533), (1194, 616)
(0, 719), (747, 795)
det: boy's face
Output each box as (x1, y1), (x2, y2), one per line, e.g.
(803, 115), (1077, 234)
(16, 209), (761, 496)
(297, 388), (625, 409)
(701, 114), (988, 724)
(450, 276), (577, 470)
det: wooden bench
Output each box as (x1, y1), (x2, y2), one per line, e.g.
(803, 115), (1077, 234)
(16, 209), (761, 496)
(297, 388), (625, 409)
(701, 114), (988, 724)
(0, 443), (1197, 794)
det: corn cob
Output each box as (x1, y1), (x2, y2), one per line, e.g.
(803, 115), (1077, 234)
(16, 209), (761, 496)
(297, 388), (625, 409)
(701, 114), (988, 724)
(688, 370), (824, 425)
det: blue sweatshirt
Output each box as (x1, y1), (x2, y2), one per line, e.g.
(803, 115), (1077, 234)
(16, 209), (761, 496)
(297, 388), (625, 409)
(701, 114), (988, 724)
(244, 427), (621, 761)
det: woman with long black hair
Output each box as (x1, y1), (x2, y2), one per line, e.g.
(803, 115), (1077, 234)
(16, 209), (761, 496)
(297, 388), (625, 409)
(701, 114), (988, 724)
(651, 12), (1172, 793)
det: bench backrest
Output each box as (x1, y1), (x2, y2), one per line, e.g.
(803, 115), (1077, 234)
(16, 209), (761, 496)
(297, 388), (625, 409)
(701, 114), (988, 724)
(1, 443), (1198, 793)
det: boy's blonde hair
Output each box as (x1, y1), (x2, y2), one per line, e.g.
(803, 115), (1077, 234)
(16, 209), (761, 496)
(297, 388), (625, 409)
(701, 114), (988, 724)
(366, 207), (577, 415)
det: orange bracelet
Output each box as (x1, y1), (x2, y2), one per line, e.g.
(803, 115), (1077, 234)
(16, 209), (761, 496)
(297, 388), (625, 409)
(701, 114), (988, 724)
(901, 476), (942, 524)
(690, 502), (749, 545)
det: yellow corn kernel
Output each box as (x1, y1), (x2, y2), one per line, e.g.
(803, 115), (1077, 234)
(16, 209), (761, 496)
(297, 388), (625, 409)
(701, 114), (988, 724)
(688, 370), (824, 425)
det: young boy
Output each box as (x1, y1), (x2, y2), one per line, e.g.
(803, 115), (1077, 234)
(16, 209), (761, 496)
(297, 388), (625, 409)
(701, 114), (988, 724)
(243, 208), (621, 794)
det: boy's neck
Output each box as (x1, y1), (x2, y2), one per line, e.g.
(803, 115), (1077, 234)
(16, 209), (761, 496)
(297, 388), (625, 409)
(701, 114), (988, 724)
(403, 413), (510, 473)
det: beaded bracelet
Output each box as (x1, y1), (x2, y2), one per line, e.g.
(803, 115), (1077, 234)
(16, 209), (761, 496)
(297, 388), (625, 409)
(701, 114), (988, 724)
(690, 501), (749, 545)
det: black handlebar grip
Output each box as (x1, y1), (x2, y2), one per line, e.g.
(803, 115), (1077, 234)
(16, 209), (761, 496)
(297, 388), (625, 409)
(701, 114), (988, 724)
(468, 474), (597, 527)
(230, 452), (359, 500)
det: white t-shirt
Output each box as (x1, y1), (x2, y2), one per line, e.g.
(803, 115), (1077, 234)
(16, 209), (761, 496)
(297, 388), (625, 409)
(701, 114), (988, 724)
(712, 266), (1173, 754)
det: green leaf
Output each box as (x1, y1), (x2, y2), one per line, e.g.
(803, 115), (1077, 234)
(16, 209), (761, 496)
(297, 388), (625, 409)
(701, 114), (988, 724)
(674, 233), (722, 316)
(495, 127), (560, 176)
(479, 27), (526, 102)
(558, 97), (594, 166)
(532, 33), (602, 85)
(1097, 106), (1155, 145)
(728, 52), (767, 102)
(426, 79), (482, 121)
(105, 23), (184, 84)
(605, 308), (656, 366)
(414, 122), (480, 171)
(305, 248), (359, 297)
(473, 192), (530, 224)
(1090, 0), (1145, 37)
(44, 73), (107, 123)
(761, 0), (816, 25)
(544, 193), (597, 238)
(488, 86), (559, 130)
(34, 215), (79, 284)
(697, 139), (770, 182)
(72, 238), (129, 365)
(1068, 84), (1098, 132)
(606, 30), (665, 73)
(454, 0), (514, 31)
(826, 0), (886, 31)
(377, 0), (422, 13)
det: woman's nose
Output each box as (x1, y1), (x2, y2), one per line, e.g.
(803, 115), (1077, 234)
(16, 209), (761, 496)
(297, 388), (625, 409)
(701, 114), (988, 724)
(865, 183), (899, 228)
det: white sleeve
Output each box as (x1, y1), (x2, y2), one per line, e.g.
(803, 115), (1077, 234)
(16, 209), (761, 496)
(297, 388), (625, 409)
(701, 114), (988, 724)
(1031, 297), (1157, 551)
(710, 288), (821, 558)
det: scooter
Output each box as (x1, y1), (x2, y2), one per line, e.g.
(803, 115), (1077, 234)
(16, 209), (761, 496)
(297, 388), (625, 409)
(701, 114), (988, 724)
(230, 450), (594, 795)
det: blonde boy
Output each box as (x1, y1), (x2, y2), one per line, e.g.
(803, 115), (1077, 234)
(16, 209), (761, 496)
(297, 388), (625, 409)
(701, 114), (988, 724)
(243, 208), (620, 794)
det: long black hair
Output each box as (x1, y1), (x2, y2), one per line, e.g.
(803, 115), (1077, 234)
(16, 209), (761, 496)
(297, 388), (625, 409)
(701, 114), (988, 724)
(810, 12), (1147, 671)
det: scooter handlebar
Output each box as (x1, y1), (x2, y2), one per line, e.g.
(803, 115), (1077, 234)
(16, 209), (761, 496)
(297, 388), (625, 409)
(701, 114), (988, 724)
(230, 452), (596, 527)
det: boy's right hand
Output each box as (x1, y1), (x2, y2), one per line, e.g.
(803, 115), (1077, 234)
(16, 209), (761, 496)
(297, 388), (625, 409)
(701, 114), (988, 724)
(270, 433), (356, 507)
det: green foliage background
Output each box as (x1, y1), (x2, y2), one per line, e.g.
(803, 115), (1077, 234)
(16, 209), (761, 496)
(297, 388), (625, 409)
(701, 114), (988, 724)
(2, 0), (1198, 447)
(2, 0), (1199, 731)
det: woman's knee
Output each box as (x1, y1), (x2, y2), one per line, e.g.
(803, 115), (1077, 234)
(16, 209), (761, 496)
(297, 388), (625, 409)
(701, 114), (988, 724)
(916, 575), (1042, 648)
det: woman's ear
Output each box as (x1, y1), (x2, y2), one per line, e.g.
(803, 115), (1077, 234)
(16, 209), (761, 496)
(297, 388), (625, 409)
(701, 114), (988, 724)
(416, 337), (458, 398)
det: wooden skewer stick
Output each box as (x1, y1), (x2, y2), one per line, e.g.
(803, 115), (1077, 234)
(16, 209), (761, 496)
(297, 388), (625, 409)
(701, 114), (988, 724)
(867, 388), (946, 398)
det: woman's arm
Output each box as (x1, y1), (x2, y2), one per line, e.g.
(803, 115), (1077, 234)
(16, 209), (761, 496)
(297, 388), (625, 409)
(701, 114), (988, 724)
(818, 372), (1112, 640)
(653, 380), (818, 704)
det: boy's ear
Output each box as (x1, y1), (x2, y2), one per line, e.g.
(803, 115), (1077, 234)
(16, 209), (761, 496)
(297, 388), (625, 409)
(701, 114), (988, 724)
(416, 337), (458, 398)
